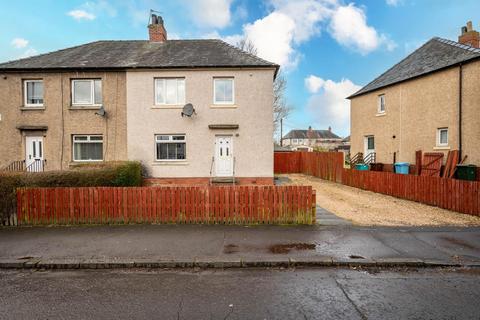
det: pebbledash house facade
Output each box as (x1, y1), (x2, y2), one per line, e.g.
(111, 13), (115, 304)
(0, 15), (278, 184)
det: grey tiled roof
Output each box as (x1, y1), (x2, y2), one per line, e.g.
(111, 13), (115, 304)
(283, 129), (341, 140)
(0, 40), (278, 71)
(348, 37), (480, 98)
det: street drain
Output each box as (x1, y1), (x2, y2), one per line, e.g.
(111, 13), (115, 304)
(269, 243), (316, 254)
(17, 256), (35, 260)
(349, 255), (365, 259)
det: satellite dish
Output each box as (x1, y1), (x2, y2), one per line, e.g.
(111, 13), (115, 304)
(95, 105), (106, 117)
(181, 103), (196, 117)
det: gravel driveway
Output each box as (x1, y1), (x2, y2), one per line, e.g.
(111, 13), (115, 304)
(279, 174), (480, 227)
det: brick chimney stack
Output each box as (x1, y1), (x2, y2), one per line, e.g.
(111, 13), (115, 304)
(458, 21), (479, 48)
(149, 14), (167, 42)
(307, 126), (313, 139)
(328, 126), (332, 132)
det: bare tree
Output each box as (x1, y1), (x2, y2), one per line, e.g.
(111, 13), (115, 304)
(236, 38), (291, 137)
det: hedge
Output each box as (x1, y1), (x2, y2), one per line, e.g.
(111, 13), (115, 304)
(0, 161), (142, 224)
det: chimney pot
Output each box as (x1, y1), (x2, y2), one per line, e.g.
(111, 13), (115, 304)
(148, 13), (167, 42)
(458, 21), (479, 48)
(467, 21), (473, 32)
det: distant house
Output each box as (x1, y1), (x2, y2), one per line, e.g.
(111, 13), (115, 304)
(335, 136), (351, 154)
(282, 126), (342, 151)
(348, 21), (480, 166)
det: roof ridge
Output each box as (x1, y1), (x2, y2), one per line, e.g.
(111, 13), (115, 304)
(434, 36), (480, 53)
(348, 37), (438, 98)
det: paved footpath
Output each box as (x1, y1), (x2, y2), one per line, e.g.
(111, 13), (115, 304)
(0, 224), (479, 268)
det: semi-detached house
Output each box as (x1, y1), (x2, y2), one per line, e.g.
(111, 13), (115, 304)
(0, 15), (279, 185)
(348, 21), (480, 167)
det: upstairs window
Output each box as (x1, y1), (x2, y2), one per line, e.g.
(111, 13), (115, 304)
(214, 78), (234, 104)
(73, 135), (103, 161)
(378, 94), (386, 113)
(155, 78), (185, 105)
(155, 135), (186, 161)
(72, 79), (102, 106)
(24, 80), (44, 107)
(437, 128), (448, 147)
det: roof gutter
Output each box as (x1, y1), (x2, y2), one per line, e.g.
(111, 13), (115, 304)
(0, 64), (280, 74)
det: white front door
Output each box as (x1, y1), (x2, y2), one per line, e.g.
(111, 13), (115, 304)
(25, 136), (44, 172)
(364, 135), (375, 158)
(215, 136), (233, 177)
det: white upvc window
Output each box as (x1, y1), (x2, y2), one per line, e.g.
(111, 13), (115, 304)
(72, 79), (102, 106)
(73, 135), (103, 161)
(155, 78), (185, 105)
(24, 80), (44, 107)
(292, 139), (298, 144)
(378, 94), (386, 113)
(213, 78), (234, 105)
(437, 128), (448, 147)
(155, 134), (186, 161)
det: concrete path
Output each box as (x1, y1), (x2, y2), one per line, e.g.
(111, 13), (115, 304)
(0, 224), (479, 269)
(2, 269), (479, 319)
(316, 206), (352, 225)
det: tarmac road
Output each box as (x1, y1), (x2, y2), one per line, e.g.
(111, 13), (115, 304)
(0, 268), (479, 320)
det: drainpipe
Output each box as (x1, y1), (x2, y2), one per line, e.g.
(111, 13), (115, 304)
(458, 64), (463, 158)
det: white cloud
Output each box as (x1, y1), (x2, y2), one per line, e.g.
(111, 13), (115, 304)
(243, 12), (297, 68)
(188, 0), (233, 29)
(220, 0), (335, 69)
(386, 0), (403, 6)
(305, 75), (325, 93)
(306, 77), (361, 136)
(67, 9), (96, 21)
(270, 0), (335, 43)
(329, 4), (396, 55)
(11, 38), (28, 49)
(216, 1), (394, 69)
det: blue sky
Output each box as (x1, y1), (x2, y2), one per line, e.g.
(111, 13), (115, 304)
(1, 0), (478, 137)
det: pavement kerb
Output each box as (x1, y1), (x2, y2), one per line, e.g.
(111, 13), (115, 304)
(1, 259), (479, 270)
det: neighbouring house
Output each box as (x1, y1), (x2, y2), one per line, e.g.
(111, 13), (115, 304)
(348, 21), (480, 166)
(0, 14), (278, 184)
(282, 126), (342, 151)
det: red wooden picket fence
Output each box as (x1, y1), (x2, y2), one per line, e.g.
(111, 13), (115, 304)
(16, 185), (316, 225)
(274, 152), (480, 216)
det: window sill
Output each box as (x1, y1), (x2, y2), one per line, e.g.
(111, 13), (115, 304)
(20, 106), (45, 111)
(152, 161), (189, 166)
(151, 105), (184, 109)
(70, 105), (102, 110)
(433, 146), (450, 150)
(375, 112), (386, 117)
(69, 161), (105, 167)
(210, 104), (237, 109)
